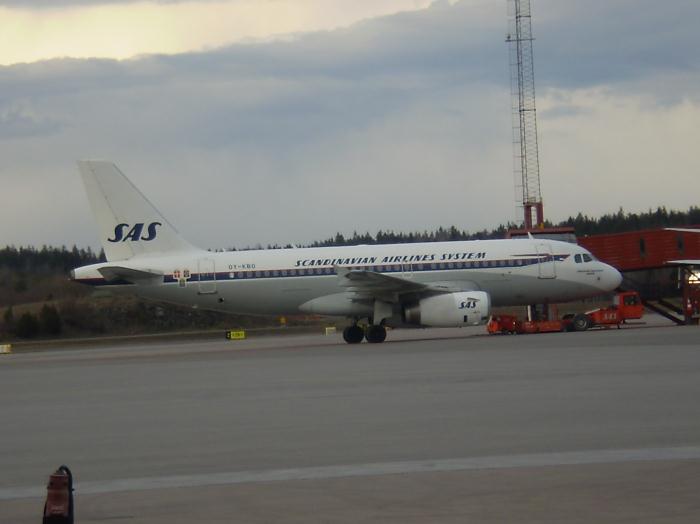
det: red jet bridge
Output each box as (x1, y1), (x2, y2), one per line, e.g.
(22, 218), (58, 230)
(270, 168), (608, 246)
(578, 227), (700, 325)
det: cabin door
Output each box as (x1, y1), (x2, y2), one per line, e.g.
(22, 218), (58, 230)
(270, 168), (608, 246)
(536, 243), (556, 279)
(197, 258), (217, 294)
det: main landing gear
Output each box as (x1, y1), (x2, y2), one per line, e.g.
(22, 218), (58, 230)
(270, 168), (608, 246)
(342, 324), (364, 344)
(342, 323), (387, 344)
(365, 324), (387, 343)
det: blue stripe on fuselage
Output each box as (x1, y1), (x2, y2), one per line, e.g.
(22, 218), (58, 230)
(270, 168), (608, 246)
(77, 255), (569, 287)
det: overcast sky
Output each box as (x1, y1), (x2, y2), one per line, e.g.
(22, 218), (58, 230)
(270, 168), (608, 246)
(0, 0), (698, 251)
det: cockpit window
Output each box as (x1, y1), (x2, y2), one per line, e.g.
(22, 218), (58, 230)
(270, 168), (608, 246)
(574, 253), (595, 263)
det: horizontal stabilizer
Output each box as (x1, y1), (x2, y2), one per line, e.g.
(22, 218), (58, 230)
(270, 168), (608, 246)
(98, 266), (163, 283)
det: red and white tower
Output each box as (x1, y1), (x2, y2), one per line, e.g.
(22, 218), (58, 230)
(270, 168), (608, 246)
(507, 0), (544, 230)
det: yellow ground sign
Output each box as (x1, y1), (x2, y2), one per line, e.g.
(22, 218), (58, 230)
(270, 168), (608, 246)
(226, 330), (246, 340)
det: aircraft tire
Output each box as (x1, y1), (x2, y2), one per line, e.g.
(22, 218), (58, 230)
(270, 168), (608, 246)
(343, 325), (365, 344)
(365, 324), (387, 344)
(572, 313), (590, 332)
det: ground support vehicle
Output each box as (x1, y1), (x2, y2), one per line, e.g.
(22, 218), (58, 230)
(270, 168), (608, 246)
(487, 291), (644, 335)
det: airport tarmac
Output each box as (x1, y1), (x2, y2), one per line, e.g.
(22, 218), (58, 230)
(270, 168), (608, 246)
(1, 323), (699, 523)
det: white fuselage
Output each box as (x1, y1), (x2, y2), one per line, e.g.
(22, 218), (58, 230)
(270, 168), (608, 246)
(73, 238), (622, 317)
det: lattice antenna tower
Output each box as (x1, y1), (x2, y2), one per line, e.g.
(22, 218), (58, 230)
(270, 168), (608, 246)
(506, 0), (543, 230)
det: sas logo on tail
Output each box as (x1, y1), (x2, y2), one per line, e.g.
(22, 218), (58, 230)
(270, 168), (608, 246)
(108, 222), (162, 242)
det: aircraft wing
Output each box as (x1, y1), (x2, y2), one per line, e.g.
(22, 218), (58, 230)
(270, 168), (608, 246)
(98, 266), (164, 283)
(336, 266), (427, 296)
(665, 228), (700, 233)
(668, 260), (700, 266)
(335, 266), (478, 301)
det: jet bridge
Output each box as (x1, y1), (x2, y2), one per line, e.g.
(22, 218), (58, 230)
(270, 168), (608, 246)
(578, 227), (700, 325)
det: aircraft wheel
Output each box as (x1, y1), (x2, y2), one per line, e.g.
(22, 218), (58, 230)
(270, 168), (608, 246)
(343, 325), (365, 344)
(572, 313), (590, 332)
(365, 324), (387, 344)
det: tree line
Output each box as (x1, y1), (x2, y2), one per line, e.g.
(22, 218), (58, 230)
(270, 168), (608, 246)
(305, 206), (700, 248)
(558, 206), (700, 237)
(0, 245), (104, 273)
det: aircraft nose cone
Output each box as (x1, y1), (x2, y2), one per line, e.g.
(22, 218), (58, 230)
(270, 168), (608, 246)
(606, 265), (623, 290)
(613, 268), (623, 288)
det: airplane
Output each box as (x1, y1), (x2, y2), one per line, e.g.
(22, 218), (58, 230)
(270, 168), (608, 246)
(71, 160), (623, 344)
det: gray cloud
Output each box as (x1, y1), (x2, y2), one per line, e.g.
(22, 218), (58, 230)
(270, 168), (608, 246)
(534, 0), (700, 95)
(0, 0), (698, 251)
(0, 105), (62, 139)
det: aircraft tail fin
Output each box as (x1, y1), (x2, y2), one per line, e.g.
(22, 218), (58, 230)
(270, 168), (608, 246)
(78, 160), (199, 261)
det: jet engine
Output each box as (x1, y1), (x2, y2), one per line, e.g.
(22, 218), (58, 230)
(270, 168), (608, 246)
(403, 291), (491, 327)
